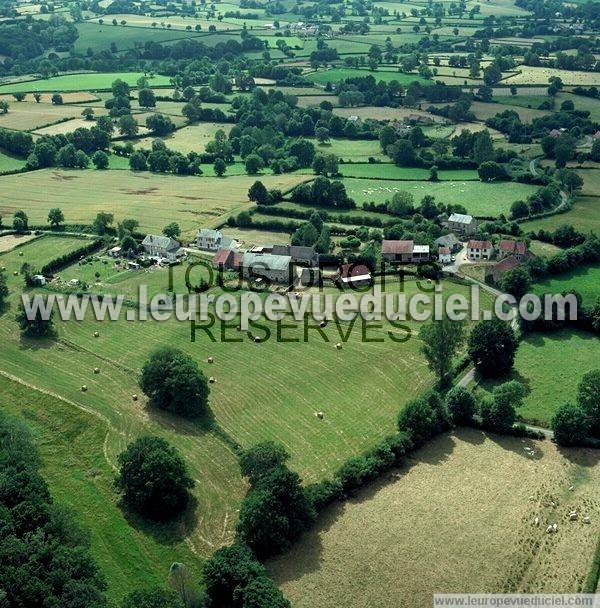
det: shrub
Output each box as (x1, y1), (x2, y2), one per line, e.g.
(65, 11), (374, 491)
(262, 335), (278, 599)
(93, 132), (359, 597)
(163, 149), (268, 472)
(305, 479), (344, 512)
(121, 588), (183, 608)
(16, 300), (55, 338)
(397, 391), (449, 447)
(239, 441), (290, 486)
(552, 402), (589, 447)
(445, 386), (477, 425)
(115, 436), (194, 520)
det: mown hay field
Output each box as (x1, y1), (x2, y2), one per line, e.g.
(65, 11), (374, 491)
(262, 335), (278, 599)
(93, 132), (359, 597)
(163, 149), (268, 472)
(342, 178), (539, 216)
(0, 102), (94, 131)
(506, 67), (600, 86)
(306, 68), (431, 86)
(332, 105), (444, 122)
(133, 122), (235, 154)
(469, 100), (551, 122)
(269, 429), (600, 608)
(0, 169), (308, 237)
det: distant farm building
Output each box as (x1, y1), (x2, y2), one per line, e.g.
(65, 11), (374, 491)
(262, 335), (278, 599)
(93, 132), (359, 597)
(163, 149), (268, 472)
(382, 240), (430, 264)
(466, 239), (493, 261)
(212, 248), (242, 271)
(195, 229), (237, 252)
(272, 244), (317, 266)
(142, 235), (183, 262)
(446, 213), (477, 237)
(435, 233), (462, 253)
(337, 263), (372, 287)
(438, 247), (452, 264)
(497, 240), (527, 260)
(242, 252), (292, 284)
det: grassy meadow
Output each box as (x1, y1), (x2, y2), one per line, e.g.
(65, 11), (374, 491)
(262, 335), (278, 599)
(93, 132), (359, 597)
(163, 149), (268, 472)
(532, 264), (600, 305)
(269, 429), (600, 607)
(522, 197), (600, 234)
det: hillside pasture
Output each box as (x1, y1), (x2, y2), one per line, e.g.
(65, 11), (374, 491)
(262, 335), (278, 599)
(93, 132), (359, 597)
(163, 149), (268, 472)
(0, 169), (308, 237)
(306, 68), (431, 86)
(0, 150), (26, 172)
(339, 164), (478, 180)
(0, 92), (99, 104)
(342, 178), (538, 216)
(477, 329), (600, 426)
(312, 138), (387, 161)
(332, 106), (444, 123)
(532, 264), (600, 306)
(33, 117), (111, 136)
(0, 103), (86, 131)
(270, 429), (600, 608)
(469, 100), (550, 122)
(522, 197), (600, 234)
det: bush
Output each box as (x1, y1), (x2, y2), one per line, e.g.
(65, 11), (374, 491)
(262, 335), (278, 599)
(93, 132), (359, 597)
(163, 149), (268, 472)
(445, 386), (476, 425)
(397, 391), (450, 447)
(16, 299), (56, 338)
(239, 441), (290, 486)
(140, 347), (210, 418)
(552, 402), (589, 447)
(202, 544), (266, 607)
(305, 479), (344, 512)
(121, 588), (183, 608)
(233, 576), (291, 608)
(115, 435), (194, 520)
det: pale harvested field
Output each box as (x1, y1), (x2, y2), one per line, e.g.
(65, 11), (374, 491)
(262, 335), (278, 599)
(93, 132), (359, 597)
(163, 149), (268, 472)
(0, 232), (37, 253)
(0, 92), (99, 103)
(133, 122), (234, 153)
(0, 168), (308, 237)
(470, 100), (551, 122)
(333, 105), (444, 122)
(270, 429), (600, 608)
(506, 67), (600, 86)
(296, 95), (339, 108)
(0, 103), (83, 131)
(33, 117), (106, 135)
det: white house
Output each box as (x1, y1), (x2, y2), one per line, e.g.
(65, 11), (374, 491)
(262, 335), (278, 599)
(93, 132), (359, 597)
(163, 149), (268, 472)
(195, 229), (236, 252)
(141, 235), (183, 262)
(466, 239), (493, 261)
(438, 247), (452, 264)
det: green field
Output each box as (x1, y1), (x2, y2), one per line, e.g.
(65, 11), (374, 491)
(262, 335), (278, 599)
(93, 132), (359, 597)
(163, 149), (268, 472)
(0, 72), (173, 94)
(133, 122), (235, 154)
(533, 264), (600, 305)
(477, 329), (600, 426)
(342, 178), (539, 216)
(0, 169), (308, 238)
(306, 68), (431, 86)
(522, 197), (600, 234)
(339, 164), (478, 180)
(0, 151), (26, 172)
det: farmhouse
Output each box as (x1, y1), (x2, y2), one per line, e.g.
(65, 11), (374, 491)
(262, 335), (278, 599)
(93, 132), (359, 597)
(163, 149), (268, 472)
(497, 240), (527, 260)
(435, 233), (462, 253)
(242, 252), (292, 284)
(272, 244), (317, 266)
(382, 240), (430, 263)
(489, 251), (535, 283)
(337, 263), (372, 287)
(195, 229), (237, 252)
(212, 248), (242, 271)
(467, 239), (493, 260)
(108, 246), (121, 258)
(447, 213), (477, 236)
(141, 235), (183, 262)
(438, 247), (452, 264)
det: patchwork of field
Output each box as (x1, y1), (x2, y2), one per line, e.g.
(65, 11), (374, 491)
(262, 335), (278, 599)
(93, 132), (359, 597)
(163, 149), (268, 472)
(313, 138), (387, 161)
(269, 429), (600, 608)
(578, 169), (600, 197)
(0, 169), (308, 237)
(478, 330), (600, 426)
(332, 106), (445, 123)
(0, 72), (173, 94)
(342, 178), (539, 216)
(0, 91), (99, 104)
(339, 165), (478, 180)
(521, 197), (600, 234)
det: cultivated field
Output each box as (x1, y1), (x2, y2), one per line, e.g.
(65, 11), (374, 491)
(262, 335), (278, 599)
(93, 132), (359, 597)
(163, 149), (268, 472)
(505, 67), (600, 86)
(269, 429), (600, 608)
(0, 169), (308, 237)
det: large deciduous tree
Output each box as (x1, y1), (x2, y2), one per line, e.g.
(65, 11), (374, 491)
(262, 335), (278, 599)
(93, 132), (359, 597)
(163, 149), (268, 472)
(467, 319), (518, 378)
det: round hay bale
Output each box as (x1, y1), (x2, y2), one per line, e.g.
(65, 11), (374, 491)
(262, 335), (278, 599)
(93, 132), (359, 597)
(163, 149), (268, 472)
(316, 411), (324, 419)
(320, 320), (327, 328)
(132, 394), (138, 401)
(335, 342), (342, 350)
(208, 357), (214, 363)
(236, 325), (242, 331)
(93, 331), (99, 337)
(1, 266), (5, 271)
(81, 385), (88, 392)
(93, 367), (100, 374)
(209, 376), (216, 384)
(13, 271), (18, 276)
(18, 251), (23, 257)
(254, 336), (261, 343)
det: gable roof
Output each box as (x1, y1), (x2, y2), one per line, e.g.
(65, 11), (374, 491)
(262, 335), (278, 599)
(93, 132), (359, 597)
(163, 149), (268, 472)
(142, 235), (181, 251)
(491, 252), (535, 281)
(435, 233), (461, 248)
(448, 213), (474, 225)
(272, 244), (316, 259)
(197, 228), (221, 239)
(242, 252), (291, 271)
(438, 247), (451, 255)
(338, 263), (371, 279)
(467, 239), (492, 249)
(499, 240), (527, 254)
(382, 239), (414, 254)
(213, 249), (233, 266)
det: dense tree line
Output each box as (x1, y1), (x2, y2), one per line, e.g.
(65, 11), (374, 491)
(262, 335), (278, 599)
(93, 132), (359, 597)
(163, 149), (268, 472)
(0, 411), (107, 606)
